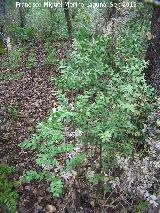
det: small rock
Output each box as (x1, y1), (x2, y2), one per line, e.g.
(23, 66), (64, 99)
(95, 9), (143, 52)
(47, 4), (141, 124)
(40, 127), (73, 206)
(46, 204), (56, 213)
(24, 185), (31, 190)
(156, 119), (160, 127)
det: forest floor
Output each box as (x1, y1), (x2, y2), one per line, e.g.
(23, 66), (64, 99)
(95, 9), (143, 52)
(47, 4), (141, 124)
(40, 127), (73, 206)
(1, 41), (160, 213)
(0, 41), (79, 213)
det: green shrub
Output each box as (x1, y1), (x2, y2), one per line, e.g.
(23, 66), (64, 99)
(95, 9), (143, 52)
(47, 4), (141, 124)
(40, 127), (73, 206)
(26, 51), (36, 68)
(44, 42), (56, 65)
(19, 106), (85, 197)
(2, 48), (23, 68)
(0, 164), (18, 212)
(20, 12), (154, 198)
(7, 26), (34, 42)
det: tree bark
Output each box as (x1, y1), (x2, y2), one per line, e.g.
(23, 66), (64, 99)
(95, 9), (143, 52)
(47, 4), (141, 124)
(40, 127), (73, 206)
(63, 0), (73, 41)
(0, 0), (5, 40)
(0, 0), (5, 53)
(145, 7), (160, 89)
(0, 0), (5, 18)
(18, 0), (25, 28)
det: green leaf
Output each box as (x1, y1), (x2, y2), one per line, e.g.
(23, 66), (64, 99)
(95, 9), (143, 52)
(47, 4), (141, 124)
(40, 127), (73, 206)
(50, 179), (63, 197)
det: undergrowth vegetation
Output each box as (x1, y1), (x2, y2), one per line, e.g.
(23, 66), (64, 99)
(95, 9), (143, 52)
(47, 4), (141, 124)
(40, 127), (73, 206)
(0, 164), (18, 212)
(1, 0), (160, 212)
(19, 7), (159, 211)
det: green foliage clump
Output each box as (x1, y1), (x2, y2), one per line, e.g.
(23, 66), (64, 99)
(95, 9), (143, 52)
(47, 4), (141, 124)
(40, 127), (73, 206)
(25, 6), (68, 40)
(7, 25), (35, 42)
(20, 12), (154, 198)
(0, 164), (18, 212)
(0, 71), (24, 82)
(26, 51), (36, 68)
(55, 24), (154, 160)
(8, 105), (17, 120)
(44, 51), (56, 65)
(44, 41), (56, 65)
(0, 43), (4, 55)
(136, 200), (148, 212)
(3, 48), (23, 68)
(1, 104), (17, 120)
(26, 8), (53, 39)
(19, 106), (86, 197)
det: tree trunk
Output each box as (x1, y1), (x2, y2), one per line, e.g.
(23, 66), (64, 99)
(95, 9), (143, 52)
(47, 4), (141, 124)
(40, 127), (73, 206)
(0, 0), (5, 51)
(0, 0), (5, 18)
(63, 0), (73, 41)
(0, 0), (5, 34)
(18, 0), (25, 28)
(145, 7), (160, 89)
